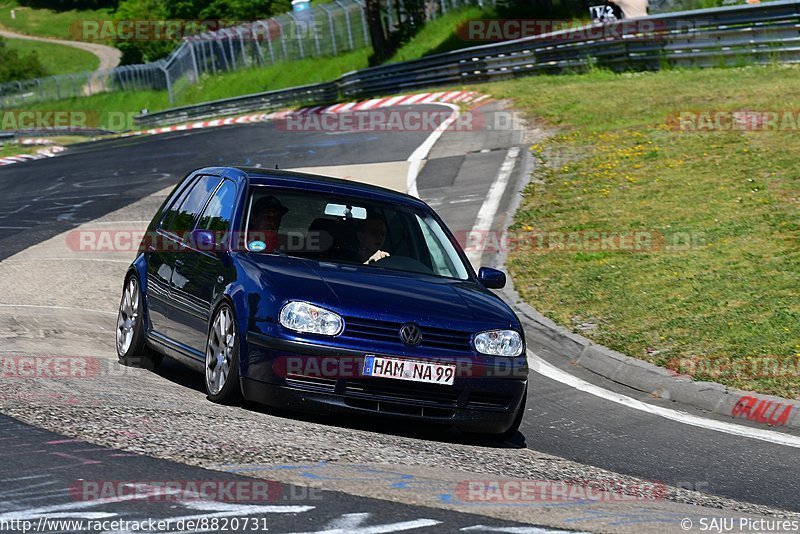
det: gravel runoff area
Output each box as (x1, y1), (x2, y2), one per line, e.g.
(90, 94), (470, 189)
(1, 178), (799, 533)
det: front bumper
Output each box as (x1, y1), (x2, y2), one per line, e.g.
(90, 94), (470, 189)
(243, 331), (528, 433)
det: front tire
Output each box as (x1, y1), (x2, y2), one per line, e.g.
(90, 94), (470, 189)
(205, 303), (242, 404)
(116, 275), (162, 371)
(497, 384), (527, 442)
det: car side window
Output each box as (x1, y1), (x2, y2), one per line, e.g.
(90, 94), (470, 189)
(161, 175), (221, 236)
(197, 179), (237, 232)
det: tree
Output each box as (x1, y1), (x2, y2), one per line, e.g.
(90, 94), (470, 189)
(0, 38), (48, 83)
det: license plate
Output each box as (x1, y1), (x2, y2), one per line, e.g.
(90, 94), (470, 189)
(362, 355), (456, 386)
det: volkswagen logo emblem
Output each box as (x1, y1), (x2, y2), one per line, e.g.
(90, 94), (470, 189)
(399, 323), (422, 346)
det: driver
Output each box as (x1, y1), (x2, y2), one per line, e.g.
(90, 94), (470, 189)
(355, 214), (390, 264)
(248, 195), (288, 252)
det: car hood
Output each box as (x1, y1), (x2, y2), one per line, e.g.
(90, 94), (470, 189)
(241, 255), (518, 330)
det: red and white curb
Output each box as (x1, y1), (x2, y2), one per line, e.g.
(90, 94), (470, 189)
(0, 145), (65, 167)
(0, 91), (490, 167)
(127, 90), (490, 137)
(20, 138), (57, 146)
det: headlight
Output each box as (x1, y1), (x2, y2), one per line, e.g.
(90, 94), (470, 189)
(474, 329), (523, 357)
(279, 301), (343, 336)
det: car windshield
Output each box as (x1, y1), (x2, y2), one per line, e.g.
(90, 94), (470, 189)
(242, 186), (471, 281)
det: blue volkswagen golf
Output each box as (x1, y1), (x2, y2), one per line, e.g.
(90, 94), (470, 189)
(116, 166), (528, 437)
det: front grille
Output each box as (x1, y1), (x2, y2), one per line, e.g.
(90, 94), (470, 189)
(343, 397), (456, 418)
(467, 391), (513, 410)
(344, 377), (460, 407)
(285, 374), (337, 392)
(344, 317), (472, 352)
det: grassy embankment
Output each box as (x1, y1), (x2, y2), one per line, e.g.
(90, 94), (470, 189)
(3, 38), (99, 75)
(482, 65), (800, 398)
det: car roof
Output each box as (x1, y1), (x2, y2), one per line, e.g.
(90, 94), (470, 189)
(228, 166), (429, 210)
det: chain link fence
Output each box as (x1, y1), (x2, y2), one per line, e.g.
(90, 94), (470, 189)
(0, 0), (481, 108)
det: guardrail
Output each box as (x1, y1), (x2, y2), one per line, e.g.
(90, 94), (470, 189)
(133, 0), (800, 127)
(136, 82), (339, 125)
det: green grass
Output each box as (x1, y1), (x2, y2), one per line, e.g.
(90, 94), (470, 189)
(0, 1), (112, 40)
(387, 5), (491, 63)
(3, 37), (98, 75)
(481, 65), (800, 398)
(23, 90), (170, 130)
(178, 48), (371, 104)
(0, 141), (37, 157)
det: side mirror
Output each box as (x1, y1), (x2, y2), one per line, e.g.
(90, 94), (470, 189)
(478, 267), (506, 289)
(189, 229), (224, 254)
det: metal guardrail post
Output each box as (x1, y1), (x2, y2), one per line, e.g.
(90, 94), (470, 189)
(335, 0), (355, 50)
(236, 27), (249, 65)
(208, 38), (218, 74)
(314, 13), (322, 56)
(258, 21), (276, 64)
(162, 65), (174, 105)
(187, 41), (200, 81)
(274, 19), (289, 60)
(250, 23), (265, 65)
(198, 38), (207, 74)
(216, 38), (231, 71)
(320, 4), (338, 55)
(288, 13), (305, 59)
(225, 29), (237, 69)
(354, 0), (370, 46)
(66, 74), (77, 97)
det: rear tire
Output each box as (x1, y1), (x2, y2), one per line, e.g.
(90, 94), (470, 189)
(205, 303), (242, 405)
(116, 275), (163, 371)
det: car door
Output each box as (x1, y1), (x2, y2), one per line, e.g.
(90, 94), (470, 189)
(169, 178), (238, 354)
(145, 174), (200, 340)
(156, 174), (222, 353)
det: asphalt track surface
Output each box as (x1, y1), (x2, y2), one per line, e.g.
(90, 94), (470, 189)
(0, 414), (544, 533)
(0, 111), (440, 258)
(0, 102), (798, 531)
